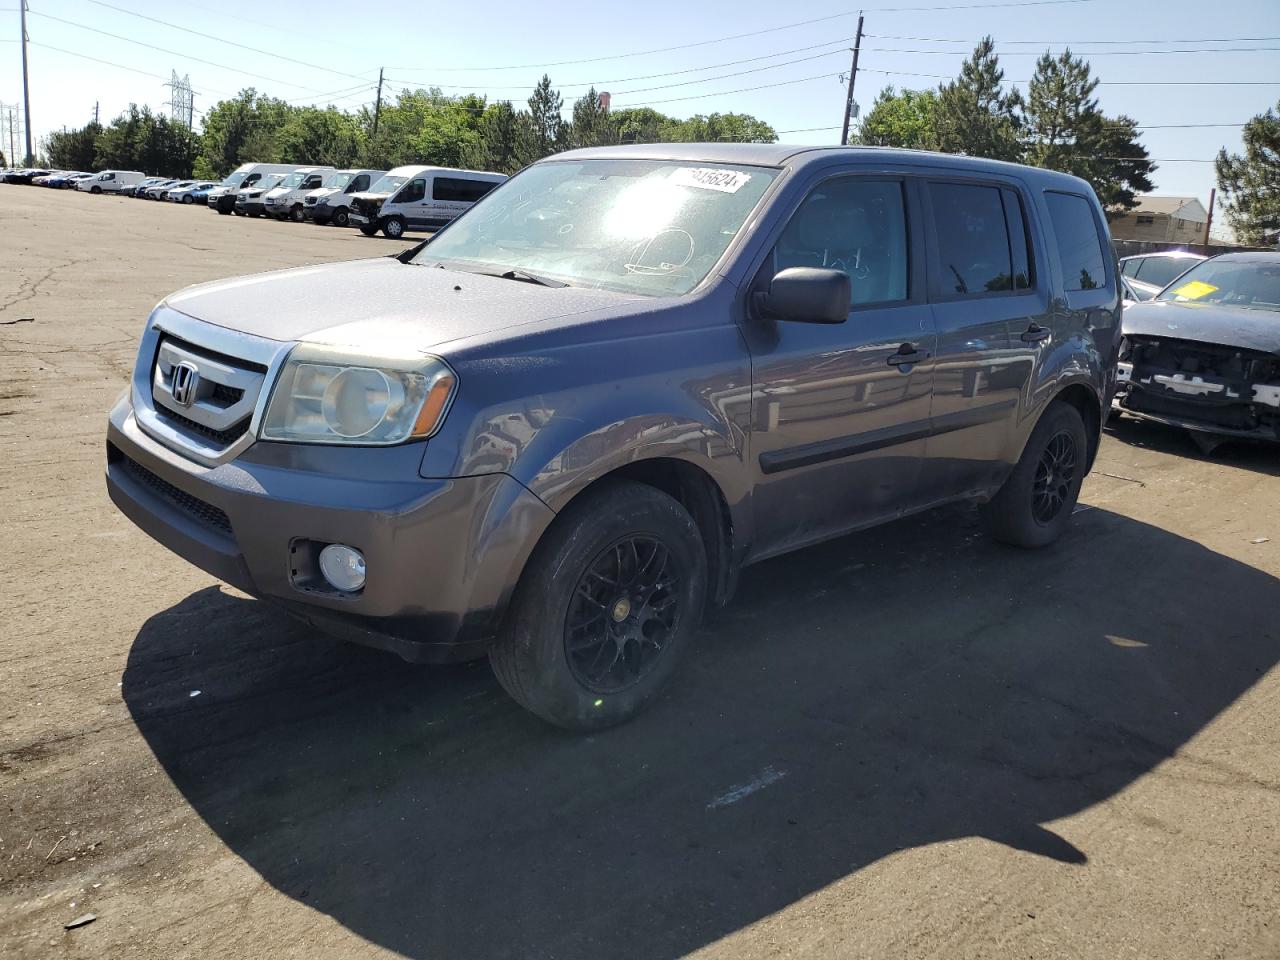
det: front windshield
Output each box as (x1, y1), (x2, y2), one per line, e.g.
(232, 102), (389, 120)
(322, 171), (354, 190)
(277, 172), (306, 190)
(256, 174), (286, 192)
(221, 171), (247, 188)
(413, 159), (780, 296)
(1157, 258), (1280, 312)
(367, 174), (407, 195)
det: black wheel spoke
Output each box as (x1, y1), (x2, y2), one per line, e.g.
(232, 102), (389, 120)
(1031, 430), (1079, 524)
(565, 534), (682, 693)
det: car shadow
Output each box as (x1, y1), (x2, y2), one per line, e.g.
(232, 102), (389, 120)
(122, 505), (1280, 959)
(1106, 414), (1280, 477)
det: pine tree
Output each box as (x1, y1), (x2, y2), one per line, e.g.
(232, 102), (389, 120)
(1023, 50), (1153, 212)
(527, 75), (565, 160)
(933, 37), (1023, 162)
(570, 88), (614, 149)
(1216, 100), (1280, 246)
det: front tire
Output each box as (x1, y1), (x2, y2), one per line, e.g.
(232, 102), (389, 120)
(359, 224), (378, 236)
(490, 480), (707, 731)
(91, 185), (102, 194)
(330, 207), (349, 227)
(382, 216), (405, 239)
(290, 204), (305, 222)
(182, 195), (193, 204)
(980, 402), (1088, 548)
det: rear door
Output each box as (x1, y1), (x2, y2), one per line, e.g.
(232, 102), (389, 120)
(745, 174), (937, 559)
(918, 177), (1048, 503)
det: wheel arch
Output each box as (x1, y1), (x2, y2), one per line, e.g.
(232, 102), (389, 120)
(1050, 381), (1103, 471)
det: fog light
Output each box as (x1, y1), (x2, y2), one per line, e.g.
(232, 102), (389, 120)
(319, 543), (366, 592)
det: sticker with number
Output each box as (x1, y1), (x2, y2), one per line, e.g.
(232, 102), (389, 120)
(669, 167), (753, 193)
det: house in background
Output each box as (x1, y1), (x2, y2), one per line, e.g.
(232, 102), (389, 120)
(1109, 196), (1209, 243)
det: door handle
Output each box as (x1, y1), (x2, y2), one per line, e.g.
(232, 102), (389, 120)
(887, 343), (929, 367)
(1021, 323), (1051, 343)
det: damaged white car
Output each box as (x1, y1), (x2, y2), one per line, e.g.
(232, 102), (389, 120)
(1114, 252), (1280, 453)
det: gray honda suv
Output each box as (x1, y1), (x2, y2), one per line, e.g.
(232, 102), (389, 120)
(106, 144), (1120, 729)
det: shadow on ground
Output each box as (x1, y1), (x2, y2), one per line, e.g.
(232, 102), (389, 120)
(1105, 414), (1280, 477)
(122, 505), (1280, 959)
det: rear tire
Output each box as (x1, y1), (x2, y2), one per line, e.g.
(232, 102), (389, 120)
(980, 402), (1088, 548)
(490, 480), (707, 731)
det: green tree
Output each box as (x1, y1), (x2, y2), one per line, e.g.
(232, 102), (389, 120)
(360, 88), (486, 169)
(195, 89), (293, 178)
(277, 107), (363, 167)
(1023, 50), (1153, 212)
(526, 74), (565, 159)
(661, 112), (776, 143)
(609, 107), (669, 144)
(94, 106), (196, 177)
(481, 101), (531, 174)
(570, 87), (614, 149)
(47, 122), (103, 171)
(1216, 100), (1280, 247)
(857, 87), (939, 149)
(933, 37), (1023, 162)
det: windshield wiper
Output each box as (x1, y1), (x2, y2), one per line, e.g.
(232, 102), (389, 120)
(492, 268), (568, 288)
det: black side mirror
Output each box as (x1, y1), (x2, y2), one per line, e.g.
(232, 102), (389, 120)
(756, 267), (851, 324)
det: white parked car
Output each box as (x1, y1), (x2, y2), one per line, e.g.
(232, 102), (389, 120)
(78, 170), (146, 194)
(262, 166), (335, 222)
(1119, 250), (1207, 291)
(168, 181), (216, 204)
(209, 163), (300, 214)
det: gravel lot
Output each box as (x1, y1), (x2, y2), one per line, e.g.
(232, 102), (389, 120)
(2, 186), (1278, 960)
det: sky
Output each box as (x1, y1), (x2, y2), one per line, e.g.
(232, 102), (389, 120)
(2, 0), (1278, 231)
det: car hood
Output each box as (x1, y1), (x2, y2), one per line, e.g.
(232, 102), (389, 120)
(348, 191), (391, 203)
(306, 187), (338, 200)
(164, 257), (643, 349)
(1123, 300), (1280, 355)
(264, 187), (290, 199)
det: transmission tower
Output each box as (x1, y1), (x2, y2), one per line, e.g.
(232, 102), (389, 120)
(164, 71), (195, 129)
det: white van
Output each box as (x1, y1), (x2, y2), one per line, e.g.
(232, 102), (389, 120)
(347, 165), (507, 239)
(208, 163), (300, 214)
(78, 170), (145, 194)
(303, 169), (384, 226)
(262, 166), (335, 222)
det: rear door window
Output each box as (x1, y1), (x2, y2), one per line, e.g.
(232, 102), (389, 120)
(1121, 257), (1143, 278)
(433, 177), (499, 203)
(1134, 256), (1194, 288)
(928, 182), (1023, 296)
(773, 178), (909, 306)
(1045, 192), (1108, 291)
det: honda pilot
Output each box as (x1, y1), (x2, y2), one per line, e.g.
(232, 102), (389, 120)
(106, 145), (1121, 730)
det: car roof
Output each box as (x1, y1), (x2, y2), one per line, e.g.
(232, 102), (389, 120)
(1120, 250), (1206, 261)
(1207, 251), (1280, 264)
(550, 143), (1093, 189)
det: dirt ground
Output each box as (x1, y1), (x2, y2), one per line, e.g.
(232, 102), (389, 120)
(2, 186), (1278, 960)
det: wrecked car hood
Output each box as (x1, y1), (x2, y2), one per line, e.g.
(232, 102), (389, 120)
(1123, 301), (1280, 355)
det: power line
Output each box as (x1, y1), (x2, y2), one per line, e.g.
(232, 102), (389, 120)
(386, 35), (857, 86)
(615, 71), (845, 108)
(28, 40), (229, 96)
(29, 11), (327, 92)
(864, 32), (1280, 44)
(860, 67), (1280, 84)
(77, 0), (375, 84)
(859, 44), (1280, 56)
(388, 0), (1095, 74)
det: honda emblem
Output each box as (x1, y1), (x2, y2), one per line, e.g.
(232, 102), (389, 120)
(171, 361), (200, 407)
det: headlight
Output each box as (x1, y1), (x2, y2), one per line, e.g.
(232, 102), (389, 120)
(260, 343), (456, 444)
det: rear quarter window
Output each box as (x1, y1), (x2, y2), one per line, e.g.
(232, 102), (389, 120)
(1045, 192), (1108, 292)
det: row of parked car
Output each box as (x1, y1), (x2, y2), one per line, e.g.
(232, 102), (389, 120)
(2, 162), (508, 239)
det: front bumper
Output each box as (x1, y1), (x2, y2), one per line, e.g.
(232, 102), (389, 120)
(105, 395), (556, 662)
(1114, 361), (1280, 441)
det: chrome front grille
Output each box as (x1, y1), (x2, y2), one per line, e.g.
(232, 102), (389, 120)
(151, 337), (265, 450)
(132, 307), (288, 467)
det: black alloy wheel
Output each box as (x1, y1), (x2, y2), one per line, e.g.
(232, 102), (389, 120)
(565, 536), (681, 693)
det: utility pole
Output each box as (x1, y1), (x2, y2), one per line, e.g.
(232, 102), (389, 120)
(840, 12), (865, 147)
(1202, 187), (1216, 248)
(93, 101), (99, 125)
(372, 68), (384, 138)
(20, 0), (33, 164)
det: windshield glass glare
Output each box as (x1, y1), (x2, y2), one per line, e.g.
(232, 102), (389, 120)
(1157, 258), (1280, 312)
(222, 171), (247, 187)
(413, 159), (779, 296)
(368, 174), (407, 194)
(278, 172), (306, 190)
